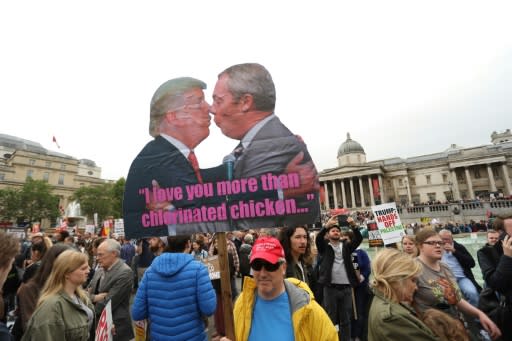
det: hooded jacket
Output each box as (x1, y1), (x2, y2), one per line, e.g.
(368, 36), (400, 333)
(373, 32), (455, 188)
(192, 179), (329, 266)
(234, 277), (337, 341)
(132, 252), (216, 341)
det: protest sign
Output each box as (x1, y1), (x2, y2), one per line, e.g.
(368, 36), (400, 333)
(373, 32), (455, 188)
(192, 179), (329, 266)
(371, 202), (405, 245)
(114, 219), (125, 237)
(366, 220), (384, 247)
(202, 255), (221, 280)
(95, 300), (113, 341)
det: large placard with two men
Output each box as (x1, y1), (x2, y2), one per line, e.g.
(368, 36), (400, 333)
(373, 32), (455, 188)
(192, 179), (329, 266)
(123, 63), (320, 239)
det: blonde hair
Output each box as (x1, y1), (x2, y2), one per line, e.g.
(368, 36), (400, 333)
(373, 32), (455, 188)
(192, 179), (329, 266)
(370, 248), (422, 302)
(38, 250), (90, 307)
(422, 308), (469, 341)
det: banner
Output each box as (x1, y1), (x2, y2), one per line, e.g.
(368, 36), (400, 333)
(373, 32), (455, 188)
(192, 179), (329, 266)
(122, 72), (321, 239)
(372, 178), (380, 201)
(371, 202), (405, 245)
(95, 300), (113, 341)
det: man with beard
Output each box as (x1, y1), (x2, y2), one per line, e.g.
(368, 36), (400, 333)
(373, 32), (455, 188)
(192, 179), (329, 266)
(148, 236), (167, 256)
(315, 215), (362, 341)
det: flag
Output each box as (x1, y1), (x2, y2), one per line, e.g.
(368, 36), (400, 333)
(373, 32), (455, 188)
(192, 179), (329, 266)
(52, 136), (60, 148)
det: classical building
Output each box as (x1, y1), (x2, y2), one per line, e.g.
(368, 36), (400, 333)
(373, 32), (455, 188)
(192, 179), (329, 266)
(319, 130), (512, 223)
(0, 133), (106, 222)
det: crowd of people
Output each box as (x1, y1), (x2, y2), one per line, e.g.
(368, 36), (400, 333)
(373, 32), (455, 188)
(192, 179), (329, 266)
(0, 213), (509, 340)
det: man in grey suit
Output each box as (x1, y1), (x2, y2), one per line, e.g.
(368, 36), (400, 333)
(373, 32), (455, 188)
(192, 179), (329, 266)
(210, 63), (320, 229)
(88, 239), (134, 341)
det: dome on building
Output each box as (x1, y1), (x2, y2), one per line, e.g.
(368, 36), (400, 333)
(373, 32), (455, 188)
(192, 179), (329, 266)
(337, 133), (365, 157)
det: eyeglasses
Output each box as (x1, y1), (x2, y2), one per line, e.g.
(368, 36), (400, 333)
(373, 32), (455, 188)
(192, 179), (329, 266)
(422, 241), (443, 246)
(250, 259), (282, 272)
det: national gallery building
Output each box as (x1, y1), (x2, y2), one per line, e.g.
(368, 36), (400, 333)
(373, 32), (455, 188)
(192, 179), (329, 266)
(319, 130), (512, 223)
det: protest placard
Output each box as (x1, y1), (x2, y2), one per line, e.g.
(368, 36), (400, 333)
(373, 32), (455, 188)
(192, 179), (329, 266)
(202, 255), (221, 280)
(371, 202), (405, 245)
(95, 300), (113, 341)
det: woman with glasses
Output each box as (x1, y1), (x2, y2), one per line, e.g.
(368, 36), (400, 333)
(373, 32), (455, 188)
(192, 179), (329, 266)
(413, 229), (501, 340)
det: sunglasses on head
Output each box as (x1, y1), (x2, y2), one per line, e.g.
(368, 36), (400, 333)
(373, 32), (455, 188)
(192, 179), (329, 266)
(250, 259), (282, 272)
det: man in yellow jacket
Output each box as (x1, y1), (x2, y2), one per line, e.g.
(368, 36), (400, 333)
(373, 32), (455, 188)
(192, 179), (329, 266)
(221, 237), (338, 341)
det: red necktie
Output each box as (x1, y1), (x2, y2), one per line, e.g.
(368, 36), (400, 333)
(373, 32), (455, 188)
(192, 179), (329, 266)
(188, 151), (203, 183)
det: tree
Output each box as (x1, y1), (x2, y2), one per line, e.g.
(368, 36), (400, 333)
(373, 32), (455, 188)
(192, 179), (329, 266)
(110, 177), (126, 219)
(71, 184), (113, 223)
(0, 178), (60, 223)
(0, 187), (21, 221)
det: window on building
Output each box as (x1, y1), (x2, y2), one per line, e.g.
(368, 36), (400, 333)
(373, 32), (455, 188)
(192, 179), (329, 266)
(45, 161), (51, 168)
(58, 174), (64, 185)
(474, 168), (481, 179)
(442, 174), (448, 183)
(427, 192), (436, 201)
(26, 169), (34, 179)
(398, 179), (403, 186)
(410, 177), (416, 186)
(60, 164), (66, 170)
(0, 173), (4, 181)
(426, 175), (431, 184)
(43, 172), (50, 182)
(29, 159), (36, 166)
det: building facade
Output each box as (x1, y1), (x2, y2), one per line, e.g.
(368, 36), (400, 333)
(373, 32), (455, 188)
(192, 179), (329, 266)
(319, 130), (512, 223)
(0, 134), (105, 224)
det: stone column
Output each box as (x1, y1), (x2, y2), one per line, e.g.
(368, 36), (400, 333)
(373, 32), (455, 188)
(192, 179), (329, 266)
(368, 176), (375, 206)
(487, 164), (497, 192)
(349, 178), (356, 208)
(378, 174), (385, 203)
(392, 178), (399, 202)
(450, 170), (461, 200)
(465, 167), (475, 199)
(332, 180), (338, 208)
(405, 177), (412, 204)
(358, 177), (365, 207)
(323, 182), (330, 210)
(341, 179), (347, 208)
(502, 163), (512, 196)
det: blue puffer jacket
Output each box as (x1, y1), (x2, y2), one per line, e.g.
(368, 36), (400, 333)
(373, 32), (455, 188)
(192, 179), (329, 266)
(132, 252), (216, 341)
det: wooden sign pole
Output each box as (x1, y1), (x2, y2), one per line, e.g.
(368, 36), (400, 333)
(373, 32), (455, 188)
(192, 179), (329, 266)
(216, 232), (235, 340)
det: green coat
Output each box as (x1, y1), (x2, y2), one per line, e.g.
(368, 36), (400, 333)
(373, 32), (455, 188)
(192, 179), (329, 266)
(22, 291), (94, 341)
(368, 290), (439, 341)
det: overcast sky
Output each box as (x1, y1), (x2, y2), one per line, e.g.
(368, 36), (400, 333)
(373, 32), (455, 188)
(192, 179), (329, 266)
(2, 1), (512, 180)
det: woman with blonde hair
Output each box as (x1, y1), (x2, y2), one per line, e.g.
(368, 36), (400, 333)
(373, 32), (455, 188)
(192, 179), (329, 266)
(22, 250), (94, 341)
(368, 248), (438, 341)
(402, 235), (419, 257)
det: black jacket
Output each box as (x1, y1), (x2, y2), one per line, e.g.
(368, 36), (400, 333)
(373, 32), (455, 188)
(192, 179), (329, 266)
(315, 226), (362, 287)
(477, 237), (512, 302)
(452, 240), (482, 292)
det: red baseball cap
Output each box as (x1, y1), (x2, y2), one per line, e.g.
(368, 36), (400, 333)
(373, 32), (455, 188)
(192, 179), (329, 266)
(250, 237), (285, 264)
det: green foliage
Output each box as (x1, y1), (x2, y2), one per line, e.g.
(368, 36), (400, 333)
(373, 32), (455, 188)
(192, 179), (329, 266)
(70, 177), (125, 222)
(0, 178), (60, 222)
